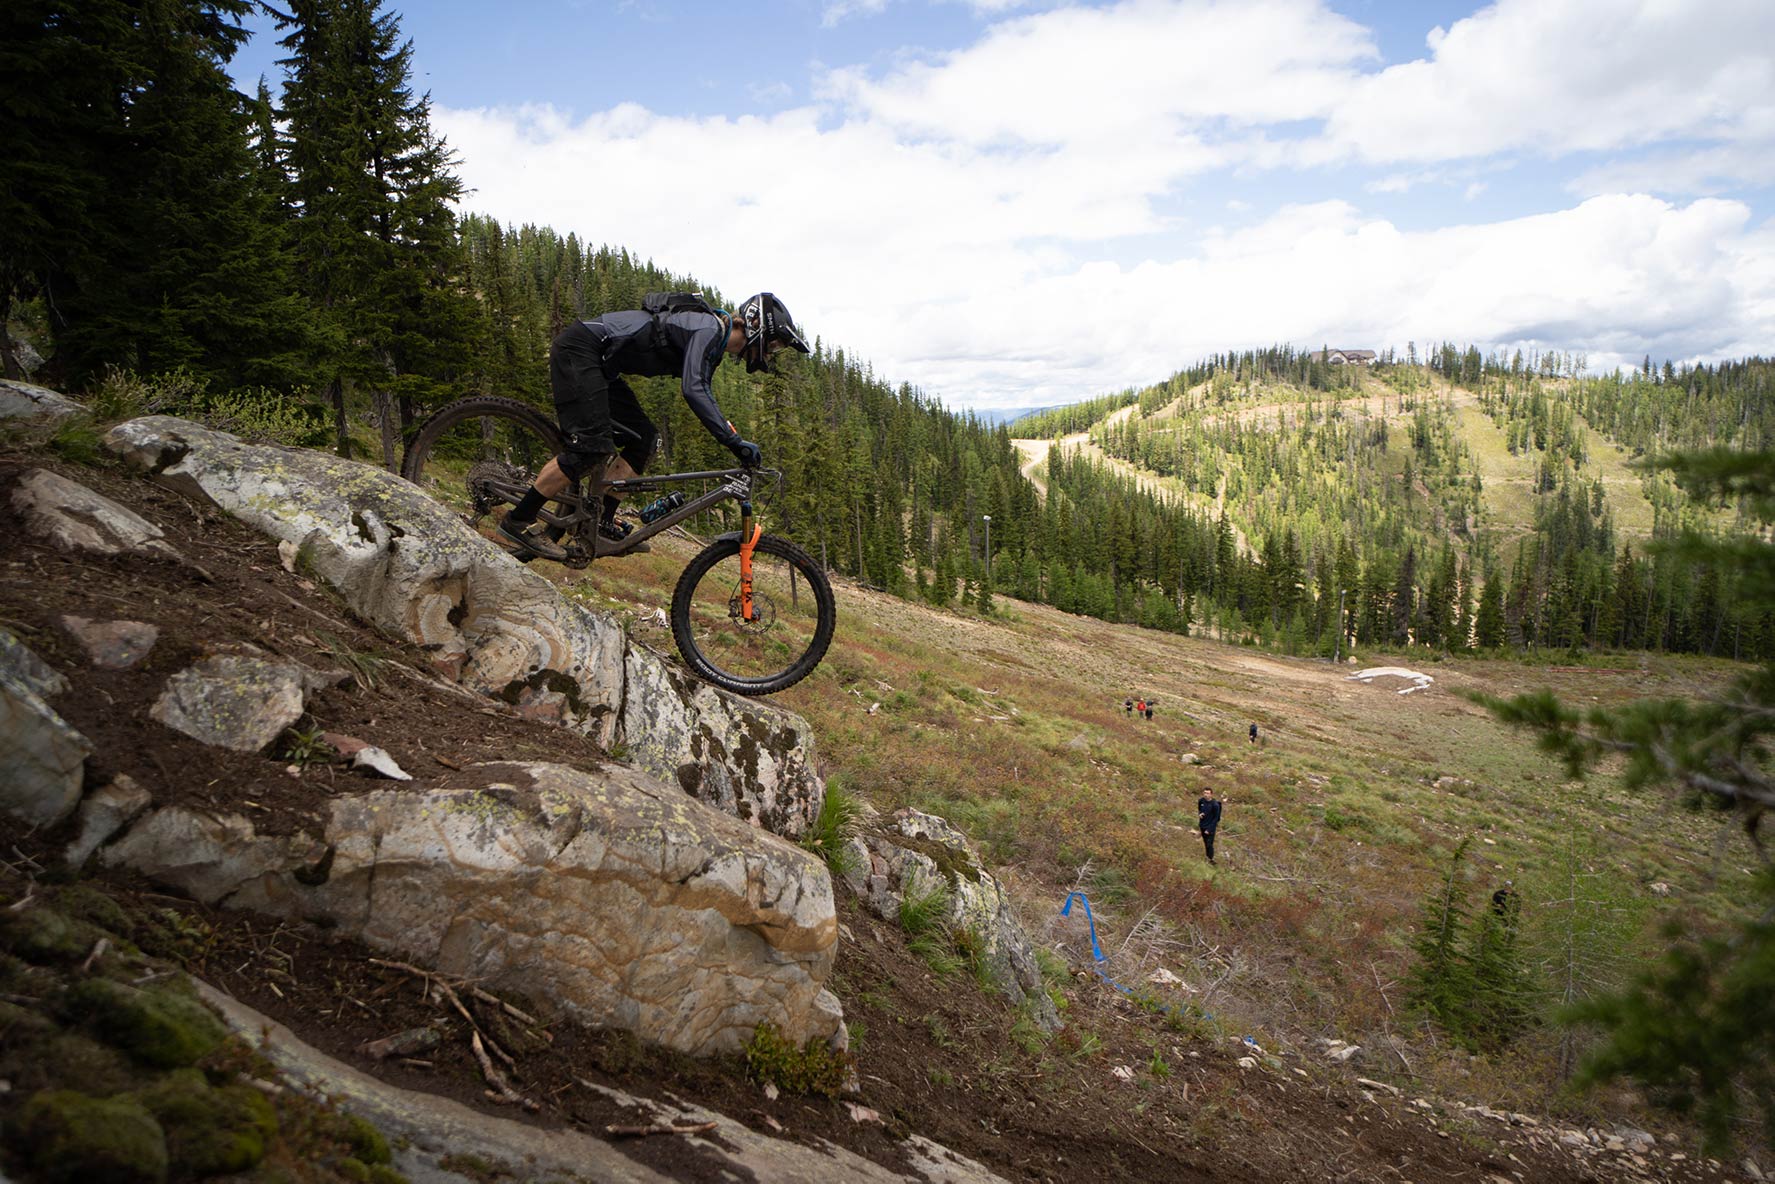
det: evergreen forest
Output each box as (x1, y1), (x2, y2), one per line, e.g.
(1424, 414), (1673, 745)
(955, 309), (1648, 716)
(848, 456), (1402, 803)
(4, 0), (1770, 665)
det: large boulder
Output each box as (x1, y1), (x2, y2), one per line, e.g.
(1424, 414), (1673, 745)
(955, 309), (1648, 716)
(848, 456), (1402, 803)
(101, 416), (822, 838)
(844, 809), (1060, 1031)
(105, 761), (842, 1056)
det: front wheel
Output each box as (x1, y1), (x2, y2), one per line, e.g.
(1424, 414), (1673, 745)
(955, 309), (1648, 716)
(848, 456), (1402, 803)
(670, 533), (835, 695)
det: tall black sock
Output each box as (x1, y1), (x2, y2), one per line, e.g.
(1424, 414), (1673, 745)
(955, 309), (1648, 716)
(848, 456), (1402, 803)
(507, 487), (547, 525)
(601, 493), (621, 524)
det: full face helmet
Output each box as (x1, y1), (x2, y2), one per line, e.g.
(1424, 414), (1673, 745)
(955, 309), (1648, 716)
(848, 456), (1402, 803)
(737, 292), (811, 374)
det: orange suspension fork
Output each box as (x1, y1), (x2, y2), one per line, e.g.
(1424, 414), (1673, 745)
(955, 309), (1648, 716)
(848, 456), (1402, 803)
(738, 514), (762, 622)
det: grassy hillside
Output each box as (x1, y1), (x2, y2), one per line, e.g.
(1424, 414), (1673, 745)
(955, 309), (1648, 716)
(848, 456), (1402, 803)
(569, 518), (1759, 1124)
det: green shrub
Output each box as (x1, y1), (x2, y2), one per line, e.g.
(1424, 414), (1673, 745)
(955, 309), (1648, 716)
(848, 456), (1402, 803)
(86, 366), (322, 445)
(743, 1023), (852, 1098)
(897, 870), (951, 938)
(801, 778), (863, 876)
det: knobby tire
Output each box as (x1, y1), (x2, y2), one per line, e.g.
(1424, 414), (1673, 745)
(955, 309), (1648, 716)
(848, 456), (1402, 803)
(670, 533), (835, 696)
(400, 395), (564, 484)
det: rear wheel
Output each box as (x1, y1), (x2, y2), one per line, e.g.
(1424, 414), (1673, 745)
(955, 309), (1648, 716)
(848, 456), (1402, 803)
(400, 396), (568, 521)
(670, 533), (835, 695)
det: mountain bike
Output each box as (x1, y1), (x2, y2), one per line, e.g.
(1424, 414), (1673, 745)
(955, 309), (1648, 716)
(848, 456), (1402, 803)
(400, 395), (835, 696)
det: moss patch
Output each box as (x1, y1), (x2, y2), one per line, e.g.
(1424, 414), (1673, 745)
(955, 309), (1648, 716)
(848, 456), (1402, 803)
(19, 1089), (169, 1184)
(133, 1069), (278, 1175)
(64, 976), (228, 1068)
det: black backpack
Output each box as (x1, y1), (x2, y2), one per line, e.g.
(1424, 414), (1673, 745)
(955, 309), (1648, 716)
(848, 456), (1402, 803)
(641, 291), (717, 319)
(641, 291), (722, 350)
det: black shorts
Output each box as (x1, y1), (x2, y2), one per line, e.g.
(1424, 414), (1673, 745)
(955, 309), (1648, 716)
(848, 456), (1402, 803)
(549, 322), (658, 480)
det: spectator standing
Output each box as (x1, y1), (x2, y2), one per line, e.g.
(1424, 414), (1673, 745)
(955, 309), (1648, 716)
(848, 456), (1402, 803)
(1125, 698), (1134, 716)
(1144, 701), (1154, 721)
(1249, 722), (1259, 745)
(1136, 697), (1147, 719)
(1195, 787), (1224, 864)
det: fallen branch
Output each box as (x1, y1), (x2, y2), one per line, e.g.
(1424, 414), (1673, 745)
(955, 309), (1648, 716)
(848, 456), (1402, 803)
(604, 1121), (718, 1139)
(471, 1032), (535, 1109)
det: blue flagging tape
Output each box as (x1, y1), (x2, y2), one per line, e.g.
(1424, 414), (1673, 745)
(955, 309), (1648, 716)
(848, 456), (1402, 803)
(1057, 890), (1215, 1027)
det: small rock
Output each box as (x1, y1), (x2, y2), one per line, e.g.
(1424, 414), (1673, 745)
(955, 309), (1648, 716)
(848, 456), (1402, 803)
(278, 540), (301, 573)
(1743, 1157), (1765, 1182)
(1179, 752), (1202, 765)
(844, 1102), (881, 1124)
(1236, 1057), (1258, 1070)
(1, 668), (92, 827)
(350, 747), (411, 781)
(762, 1082), (779, 1101)
(59, 616), (159, 670)
(1355, 1077), (1400, 1096)
(1327, 1044), (1363, 1063)
(1147, 967), (1184, 987)
(360, 1026), (441, 1061)
(150, 653), (329, 753)
(1112, 1065), (1136, 1082)
(1648, 882), (1671, 897)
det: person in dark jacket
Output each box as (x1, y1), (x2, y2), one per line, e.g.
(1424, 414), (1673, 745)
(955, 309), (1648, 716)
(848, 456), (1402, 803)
(499, 292), (810, 561)
(1195, 787), (1223, 864)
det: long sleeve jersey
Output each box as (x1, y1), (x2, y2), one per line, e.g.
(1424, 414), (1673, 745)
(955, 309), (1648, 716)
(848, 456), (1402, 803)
(583, 308), (740, 449)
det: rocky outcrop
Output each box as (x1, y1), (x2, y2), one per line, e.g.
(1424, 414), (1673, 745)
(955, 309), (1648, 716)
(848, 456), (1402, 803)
(105, 761), (843, 1057)
(844, 808), (1060, 1031)
(101, 416), (822, 838)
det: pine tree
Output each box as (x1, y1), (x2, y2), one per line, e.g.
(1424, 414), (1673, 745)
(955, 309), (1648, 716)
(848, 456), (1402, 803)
(0, 0), (132, 378)
(1408, 838), (1478, 1039)
(278, 0), (471, 461)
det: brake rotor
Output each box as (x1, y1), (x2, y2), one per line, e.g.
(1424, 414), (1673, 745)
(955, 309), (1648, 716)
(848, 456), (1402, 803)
(729, 591), (777, 632)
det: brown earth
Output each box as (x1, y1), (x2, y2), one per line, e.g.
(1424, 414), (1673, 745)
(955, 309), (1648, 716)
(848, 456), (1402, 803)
(0, 443), (1747, 1183)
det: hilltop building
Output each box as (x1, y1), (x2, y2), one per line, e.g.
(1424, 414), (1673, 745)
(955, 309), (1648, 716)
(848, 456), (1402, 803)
(1309, 348), (1377, 365)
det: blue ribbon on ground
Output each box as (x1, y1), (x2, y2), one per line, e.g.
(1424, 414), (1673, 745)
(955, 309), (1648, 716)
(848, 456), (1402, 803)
(1057, 890), (1216, 1027)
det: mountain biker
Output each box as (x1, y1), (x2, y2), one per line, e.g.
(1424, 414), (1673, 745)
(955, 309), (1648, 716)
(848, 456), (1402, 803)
(499, 292), (811, 561)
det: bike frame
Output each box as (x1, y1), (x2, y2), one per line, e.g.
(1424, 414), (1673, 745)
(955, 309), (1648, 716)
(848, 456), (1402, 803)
(528, 466), (766, 564)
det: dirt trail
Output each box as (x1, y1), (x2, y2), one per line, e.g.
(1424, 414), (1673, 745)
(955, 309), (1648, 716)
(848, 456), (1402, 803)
(1014, 402), (1253, 556)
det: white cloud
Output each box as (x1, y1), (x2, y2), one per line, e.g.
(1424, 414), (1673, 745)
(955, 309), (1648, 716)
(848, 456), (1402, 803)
(820, 0), (1373, 153)
(1325, 0), (1775, 164)
(435, 1), (1775, 409)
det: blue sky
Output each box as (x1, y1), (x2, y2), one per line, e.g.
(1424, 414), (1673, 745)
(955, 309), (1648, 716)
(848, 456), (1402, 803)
(230, 0), (1775, 411)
